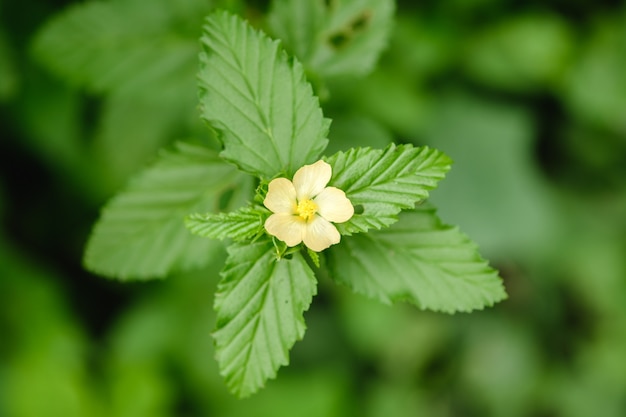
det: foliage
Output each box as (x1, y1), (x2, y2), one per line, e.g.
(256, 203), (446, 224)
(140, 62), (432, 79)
(267, 0), (395, 79)
(96, 11), (499, 395)
(328, 206), (506, 313)
(198, 11), (330, 178)
(213, 241), (317, 397)
(30, 0), (226, 188)
(2, 0), (626, 414)
(326, 143), (452, 234)
(84, 142), (252, 279)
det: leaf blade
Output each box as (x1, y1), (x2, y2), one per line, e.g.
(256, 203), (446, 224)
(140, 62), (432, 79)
(32, 0), (211, 95)
(84, 142), (252, 280)
(328, 206), (507, 313)
(185, 206), (267, 242)
(268, 0), (395, 78)
(198, 11), (330, 179)
(214, 241), (317, 397)
(326, 143), (452, 234)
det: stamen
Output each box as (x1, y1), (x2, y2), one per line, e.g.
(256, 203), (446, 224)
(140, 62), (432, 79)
(296, 199), (318, 221)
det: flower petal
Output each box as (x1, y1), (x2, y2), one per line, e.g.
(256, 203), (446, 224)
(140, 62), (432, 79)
(264, 178), (297, 214)
(314, 187), (354, 223)
(293, 160), (331, 200)
(303, 216), (341, 252)
(265, 213), (305, 247)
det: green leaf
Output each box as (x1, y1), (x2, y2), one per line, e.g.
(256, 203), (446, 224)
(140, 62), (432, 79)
(84, 142), (252, 280)
(32, 0), (216, 189)
(267, 0), (326, 63)
(31, 0), (212, 95)
(268, 0), (395, 78)
(198, 11), (330, 179)
(326, 143), (452, 234)
(214, 240), (317, 397)
(306, 248), (321, 268)
(328, 206), (507, 313)
(185, 206), (267, 242)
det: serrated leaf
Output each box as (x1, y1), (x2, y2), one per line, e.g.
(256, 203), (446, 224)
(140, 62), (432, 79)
(185, 206), (267, 241)
(268, 0), (395, 78)
(326, 143), (452, 234)
(214, 240), (317, 397)
(306, 248), (320, 268)
(31, 0), (212, 95)
(328, 206), (506, 313)
(198, 11), (330, 179)
(84, 142), (252, 280)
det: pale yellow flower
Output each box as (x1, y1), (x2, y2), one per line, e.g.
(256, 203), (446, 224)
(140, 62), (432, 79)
(264, 160), (354, 252)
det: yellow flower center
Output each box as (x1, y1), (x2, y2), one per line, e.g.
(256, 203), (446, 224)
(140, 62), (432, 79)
(296, 199), (318, 221)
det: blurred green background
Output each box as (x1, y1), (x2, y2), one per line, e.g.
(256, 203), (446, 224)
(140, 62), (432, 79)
(1, 0), (626, 416)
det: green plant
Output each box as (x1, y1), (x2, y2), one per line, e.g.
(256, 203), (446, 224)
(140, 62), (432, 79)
(79, 10), (506, 397)
(5, 0), (624, 414)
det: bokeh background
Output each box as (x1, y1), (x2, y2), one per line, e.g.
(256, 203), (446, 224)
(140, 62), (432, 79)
(1, 0), (626, 416)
